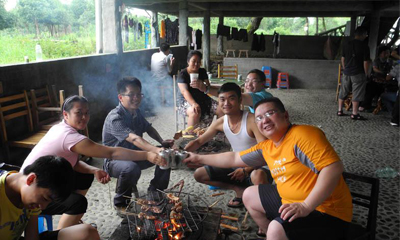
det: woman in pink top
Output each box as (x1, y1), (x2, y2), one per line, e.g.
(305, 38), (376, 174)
(21, 95), (165, 230)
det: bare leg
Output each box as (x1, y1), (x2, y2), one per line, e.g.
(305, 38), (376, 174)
(338, 99), (344, 111)
(352, 101), (360, 115)
(242, 186), (270, 234)
(58, 224), (100, 240)
(57, 213), (84, 229)
(194, 167), (245, 205)
(250, 169), (268, 185)
(267, 220), (288, 240)
(186, 106), (201, 127)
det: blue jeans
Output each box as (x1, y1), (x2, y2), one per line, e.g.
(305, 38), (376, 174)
(104, 159), (171, 206)
(381, 92), (396, 114)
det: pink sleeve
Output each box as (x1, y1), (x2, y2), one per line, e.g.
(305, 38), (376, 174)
(64, 131), (87, 152)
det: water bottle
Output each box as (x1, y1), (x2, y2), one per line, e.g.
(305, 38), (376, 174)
(35, 44), (42, 62)
(375, 167), (399, 179)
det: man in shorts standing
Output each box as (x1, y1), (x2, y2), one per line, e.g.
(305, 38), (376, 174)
(184, 97), (352, 240)
(338, 27), (371, 120)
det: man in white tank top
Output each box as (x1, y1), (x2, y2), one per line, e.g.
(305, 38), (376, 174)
(185, 83), (272, 208)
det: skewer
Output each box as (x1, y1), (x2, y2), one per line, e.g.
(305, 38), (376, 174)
(220, 223), (238, 232)
(221, 215), (239, 221)
(208, 199), (220, 208)
(211, 192), (225, 197)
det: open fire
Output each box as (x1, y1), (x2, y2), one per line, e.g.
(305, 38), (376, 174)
(125, 181), (208, 240)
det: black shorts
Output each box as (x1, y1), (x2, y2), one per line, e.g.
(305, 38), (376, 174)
(258, 184), (349, 240)
(20, 230), (60, 240)
(41, 171), (93, 215)
(205, 166), (252, 187)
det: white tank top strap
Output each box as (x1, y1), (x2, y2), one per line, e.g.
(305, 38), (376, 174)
(223, 111), (257, 152)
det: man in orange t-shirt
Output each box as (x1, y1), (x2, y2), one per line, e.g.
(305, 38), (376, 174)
(184, 97), (352, 240)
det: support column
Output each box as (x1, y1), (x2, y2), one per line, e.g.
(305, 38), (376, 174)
(203, 9), (210, 72)
(316, 17), (318, 35)
(179, 0), (189, 46)
(350, 16), (356, 38)
(217, 16), (224, 55)
(151, 11), (159, 48)
(95, 0), (103, 53)
(103, 0), (123, 55)
(368, 10), (380, 60)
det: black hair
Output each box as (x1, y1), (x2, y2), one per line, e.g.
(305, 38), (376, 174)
(247, 69), (266, 82)
(160, 43), (170, 52)
(23, 155), (75, 202)
(187, 50), (202, 62)
(218, 82), (242, 99)
(354, 27), (368, 37)
(254, 97), (286, 113)
(117, 76), (142, 94)
(62, 95), (88, 113)
(377, 45), (389, 56)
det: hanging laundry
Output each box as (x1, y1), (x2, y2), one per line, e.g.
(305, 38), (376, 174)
(251, 33), (259, 51)
(129, 18), (134, 28)
(123, 15), (129, 43)
(165, 18), (179, 44)
(187, 26), (193, 47)
(138, 22), (143, 37)
(259, 33), (265, 52)
(160, 19), (166, 38)
(231, 27), (239, 40)
(238, 29), (248, 42)
(272, 31), (280, 57)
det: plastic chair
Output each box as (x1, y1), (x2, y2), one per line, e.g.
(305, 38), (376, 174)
(277, 72), (289, 89)
(38, 215), (53, 233)
(261, 66), (272, 88)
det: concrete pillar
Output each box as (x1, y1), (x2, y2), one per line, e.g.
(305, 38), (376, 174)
(179, 1), (189, 46)
(217, 17), (224, 55)
(95, 0), (103, 53)
(350, 16), (356, 38)
(316, 17), (318, 35)
(368, 10), (380, 60)
(203, 9), (210, 72)
(151, 11), (159, 48)
(103, 0), (123, 55)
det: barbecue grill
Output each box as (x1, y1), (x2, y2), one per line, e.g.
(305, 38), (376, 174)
(126, 191), (209, 240)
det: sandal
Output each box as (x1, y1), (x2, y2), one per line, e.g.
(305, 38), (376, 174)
(227, 197), (244, 208)
(337, 110), (347, 116)
(351, 114), (367, 120)
(256, 229), (266, 238)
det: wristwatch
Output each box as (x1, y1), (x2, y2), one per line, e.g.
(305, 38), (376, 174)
(204, 85), (210, 94)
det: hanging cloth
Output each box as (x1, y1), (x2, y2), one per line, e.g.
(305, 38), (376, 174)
(238, 29), (248, 42)
(160, 20), (166, 38)
(231, 27), (239, 40)
(251, 33), (259, 51)
(259, 33), (265, 52)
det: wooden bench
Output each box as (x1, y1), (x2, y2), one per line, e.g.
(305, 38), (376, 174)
(0, 91), (47, 161)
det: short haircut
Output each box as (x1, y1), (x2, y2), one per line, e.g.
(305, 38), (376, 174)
(117, 76), (142, 94)
(247, 69), (266, 82)
(62, 95), (88, 113)
(254, 97), (286, 113)
(354, 27), (368, 37)
(160, 43), (170, 52)
(23, 155), (75, 202)
(377, 45), (389, 56)
(187, 50), (202, 62)
(218, 82), (242, 99)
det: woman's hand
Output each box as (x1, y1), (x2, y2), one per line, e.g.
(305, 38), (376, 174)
(147, 152), (167, 166)
(192, 102), (201, 114)
(190, 79), (206, 91)
(228, 168), (246, 182)
(94, 169), (111, 184)
(279, 202), (313, 222)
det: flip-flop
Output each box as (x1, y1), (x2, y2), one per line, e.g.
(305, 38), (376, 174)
(227, 197), (244, 208)
(351, 114), (367, 120)
(337, 110), (347, 116)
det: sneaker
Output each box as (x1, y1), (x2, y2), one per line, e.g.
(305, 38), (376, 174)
(114, 205), (128, 218)
(390, 121), (399, 126)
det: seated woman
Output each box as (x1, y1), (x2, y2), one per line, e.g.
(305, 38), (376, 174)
(177, 50), (217, 127)
(20, 95), (165, 230)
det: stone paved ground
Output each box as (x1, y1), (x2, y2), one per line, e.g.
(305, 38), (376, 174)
(54, 89), (399, 240)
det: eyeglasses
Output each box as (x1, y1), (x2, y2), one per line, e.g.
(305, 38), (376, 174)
(255, 110), (278, 122)
(244, 78), (261, 84)
(121, 93), (144, 99)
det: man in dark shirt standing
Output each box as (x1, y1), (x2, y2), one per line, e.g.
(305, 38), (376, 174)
(338, 27), (371, 120)
(102, 77), (171, 216)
